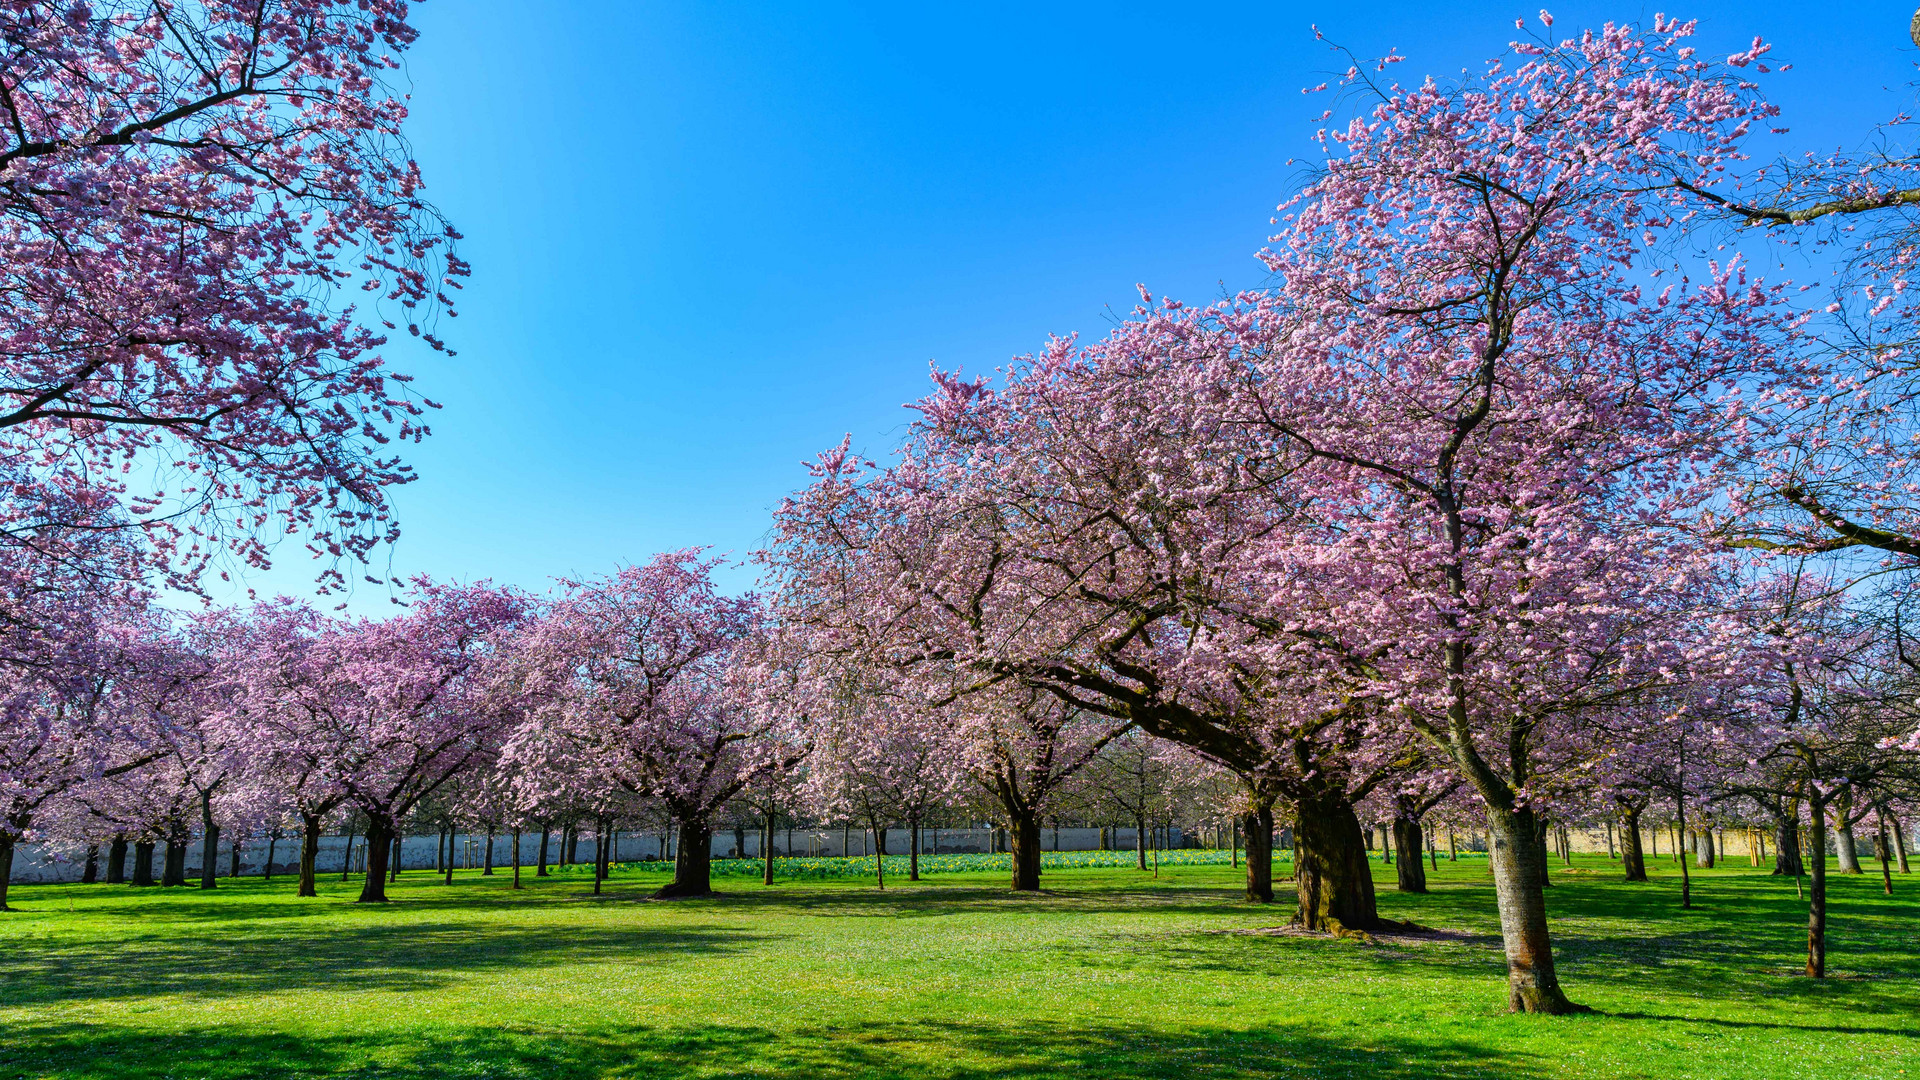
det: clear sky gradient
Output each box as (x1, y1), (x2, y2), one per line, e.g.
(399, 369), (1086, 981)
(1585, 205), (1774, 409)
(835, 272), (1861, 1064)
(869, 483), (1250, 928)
(220, 1), (1920, 610)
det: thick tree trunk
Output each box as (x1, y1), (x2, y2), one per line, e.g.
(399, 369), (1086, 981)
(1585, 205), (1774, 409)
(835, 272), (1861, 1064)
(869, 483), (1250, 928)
(82, 844), (99, 884)
(162, 839), (187, 887)
(654, 818), (714, 898)
(1394, 817), (1428, 893)
(299, 815), (322, 897)
(1773, 816), (1804, 877)
(132, 841), (156, 886)
(1807, 807), (1828, 978)
(1486, 806), (1580, 1013)
(107, 836), (127, 884)
(1693, 828), (1714, 869)
(1291, 793), (1379, 930)
(1239, 806), (1273, 903)
(1836, 820), (1863, 874)
(1620, 807), (1647, 881)
(356, 816), (393, 903)
(1009, 808), (1042, 892)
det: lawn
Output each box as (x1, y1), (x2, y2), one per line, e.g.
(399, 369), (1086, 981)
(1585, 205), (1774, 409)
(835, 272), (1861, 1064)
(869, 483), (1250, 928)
(0, 854), (1913, 1079)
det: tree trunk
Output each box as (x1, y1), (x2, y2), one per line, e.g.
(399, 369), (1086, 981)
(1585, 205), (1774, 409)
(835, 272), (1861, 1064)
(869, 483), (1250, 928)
(162, 839), (187, 887)
(82, 844), (99, 884)
(299, 815), (322, 897)
(1134, 814), (1148, 870)
(198, 793), (220, 889)
(341, 821), (355, 880)
(1620, 806), (1647, 882)
(512, 830), (523, 889)
(483, 826), (496, 876)
(1693, 828), (1714, 869)
(132, 840), (156, 886)
(1485, 805), (1579, 1013)
(1773, 816), (1804, 877)
(229, 840), (242, 879)
(1291, 792), (1378, 929)
(762, 811), (775, 885)
(909, 817), (921, 881)
(0, 834), (12, 911)
(654, 817), (714, 898)
(1393, 817), (1428, 893)
(1894, 815), (1911, 874)
(1836, 820), (1863, 874)
(538, 827), (551, 877)
(356, 816), (393, 903)
(107, 836), (127, 884)
(389, 829), (402, 883)
(1875, 811), (1894, 895)
(1008, 808), (1042, 892)
(1807, 805), (1828, 978)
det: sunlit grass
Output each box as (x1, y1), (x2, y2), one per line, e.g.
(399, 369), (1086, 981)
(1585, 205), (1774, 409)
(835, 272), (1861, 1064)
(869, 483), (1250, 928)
(0, 854), (1912, 1079)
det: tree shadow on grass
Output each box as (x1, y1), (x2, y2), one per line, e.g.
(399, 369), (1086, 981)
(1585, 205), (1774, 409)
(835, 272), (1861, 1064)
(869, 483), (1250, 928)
(0, 1017), (1537, 1080)
(0, 921), (771, 1007)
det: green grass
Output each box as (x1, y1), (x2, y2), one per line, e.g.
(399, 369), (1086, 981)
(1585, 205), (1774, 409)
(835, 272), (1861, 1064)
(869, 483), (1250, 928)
(0, 853), (1914, 1079)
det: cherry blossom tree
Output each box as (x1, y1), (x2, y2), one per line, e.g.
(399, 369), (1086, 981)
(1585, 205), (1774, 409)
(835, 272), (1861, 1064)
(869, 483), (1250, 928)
(0, 1), (465, 592)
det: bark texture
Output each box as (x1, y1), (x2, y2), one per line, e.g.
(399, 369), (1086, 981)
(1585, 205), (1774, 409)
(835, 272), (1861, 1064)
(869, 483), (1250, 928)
(654, 819), (715, 898)
(1292, 794), (1380, 931)
(1487, 806), (1581, 1013)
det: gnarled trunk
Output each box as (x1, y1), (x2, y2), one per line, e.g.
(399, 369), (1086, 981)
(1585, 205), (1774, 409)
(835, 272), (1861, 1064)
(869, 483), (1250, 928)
(654, 817), (714, 898)
(1009, 808), (1042, 891)
(1773, 816), (1804, 877)
(1240, 806), (1273, 903)
(356, 815), (393, 902)
(162, 839), (187, 887)
(299, 815), (323, 897)
(1393, 817), (1428, 893)
(1292, 792), (1378, 930)
(1486, 805), (1579, 1013)
(82, 844), (99, 884)
(1620, 805), (1646, 881)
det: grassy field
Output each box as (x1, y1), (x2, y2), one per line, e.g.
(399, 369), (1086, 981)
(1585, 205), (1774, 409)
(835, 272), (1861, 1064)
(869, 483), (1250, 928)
(0, 853), (1914, 1079)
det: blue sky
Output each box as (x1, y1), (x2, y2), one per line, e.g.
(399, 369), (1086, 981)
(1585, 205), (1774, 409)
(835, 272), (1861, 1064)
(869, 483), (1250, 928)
(219, 1), (1920, 609)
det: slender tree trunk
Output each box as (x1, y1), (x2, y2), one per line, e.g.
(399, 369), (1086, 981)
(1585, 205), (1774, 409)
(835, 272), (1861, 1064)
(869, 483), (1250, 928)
(162, 839), (187, 887)
(1231, 819), (1240, 868)
(1485, 805), (1579, 1013)
(1448, 828), (1458, 862)
(389, 828), (402, 883)
(299, 815), (322, 897)
(483, 826), (496, 876)
(1807, 805), (1828, 978)
(1605, 821), (1615, 860)
(340, 821), (355, 881)
(82, 844), (99, 884)
(132, 840), (156, 886)
(592, 823), (606, 897)
(265, 834), (278, 880)
(0, 834), (13, 911)
(1894, 815), (1911, 874)
(1675, 800), (1691, 909)
(909, 816), (921, 882)
(1875, 810), (1894, 895)
(537, 827), (551, 877)
(229, 841), (242, 879)
(1006, 808), (1042, 891)
(107, 836), (127, 884)
(1620, 807), (1647, 882)
(654, 817), (715, 898)
(1394, 817), (1428, 893)
(762, 811), (775, 885)
(356, 816), (393, 903)
(512, 830), (523, 889)
(1291, 793), (1378, 929)
(1134, 814), (1148, 871)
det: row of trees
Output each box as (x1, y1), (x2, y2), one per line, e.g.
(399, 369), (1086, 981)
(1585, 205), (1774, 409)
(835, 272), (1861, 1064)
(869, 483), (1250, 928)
(5, 3), (1920, 1018)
